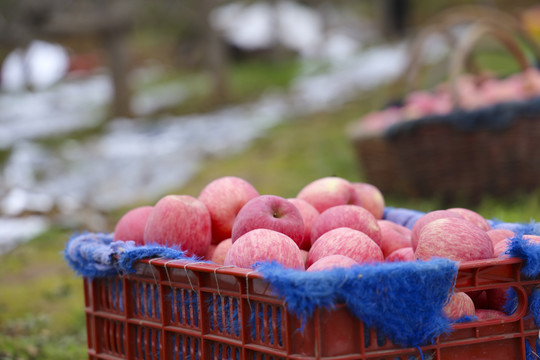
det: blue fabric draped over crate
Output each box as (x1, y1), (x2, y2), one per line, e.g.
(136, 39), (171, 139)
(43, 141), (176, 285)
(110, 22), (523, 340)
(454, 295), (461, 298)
(64, 208), (540, 351)
(384, 96), (540, 139)
(257, 258), (459, 348)
(64, 232), (203, 278)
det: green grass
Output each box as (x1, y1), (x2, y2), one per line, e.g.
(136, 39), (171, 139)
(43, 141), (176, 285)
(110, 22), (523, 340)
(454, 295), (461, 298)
(0, 228), (87, 360)
(133, 57), (302, 118)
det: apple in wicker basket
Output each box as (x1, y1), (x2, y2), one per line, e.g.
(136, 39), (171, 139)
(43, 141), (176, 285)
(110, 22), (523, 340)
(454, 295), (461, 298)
(113, 205), (153, 245)
(143, 195), (211, 257)
(306, 227), (384, 268)
(415, 217), (494, 262)
(198, 176), (259, 244)
(297, 176), (362, 213)
(224, 229), (304, 269)
(310, 205), (382, 246)
(231, 195), (305, 248)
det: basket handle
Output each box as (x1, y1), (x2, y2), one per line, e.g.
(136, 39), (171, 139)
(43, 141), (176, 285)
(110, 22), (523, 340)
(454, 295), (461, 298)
(398, 24), (482, 95)
(432, 4), (540, 61)
(448, 22), (533, 109)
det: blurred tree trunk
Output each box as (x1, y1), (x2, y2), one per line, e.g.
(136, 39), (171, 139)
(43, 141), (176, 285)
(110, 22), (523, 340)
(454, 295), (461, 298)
(378, 0), (411, 40)
(102, 29), (132, 118)
(268, 0), (288, 62)
(199, 0), (229, 103)
(0, 0), (135, 118)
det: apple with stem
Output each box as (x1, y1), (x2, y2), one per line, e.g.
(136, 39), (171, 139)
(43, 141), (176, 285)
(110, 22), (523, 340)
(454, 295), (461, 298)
(231, 195), (304, 248)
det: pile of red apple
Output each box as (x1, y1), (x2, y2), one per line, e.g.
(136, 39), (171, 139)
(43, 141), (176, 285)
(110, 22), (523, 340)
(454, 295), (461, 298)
(356, 68), (540, 134)
(113, 175), (532, 321)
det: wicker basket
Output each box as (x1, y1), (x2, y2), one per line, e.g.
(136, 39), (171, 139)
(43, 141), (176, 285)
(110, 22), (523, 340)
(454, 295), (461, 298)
(349, 22), (540, 203)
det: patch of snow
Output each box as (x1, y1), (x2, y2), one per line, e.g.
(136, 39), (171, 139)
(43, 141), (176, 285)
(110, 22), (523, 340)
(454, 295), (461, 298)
(0, 216), (50, 254)
(212, 2), (276, 50)
(212, 0), (361, 58)
(1, 40), (69, 92)
(0, 74), (111, 149)
(131, 82), (188, 116)
(276, 1), (322, 57)
(1, 188), (55, 216)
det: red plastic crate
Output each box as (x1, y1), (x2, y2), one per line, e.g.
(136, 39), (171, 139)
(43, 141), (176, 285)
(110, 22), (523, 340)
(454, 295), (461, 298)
(83, 256), (540, 360)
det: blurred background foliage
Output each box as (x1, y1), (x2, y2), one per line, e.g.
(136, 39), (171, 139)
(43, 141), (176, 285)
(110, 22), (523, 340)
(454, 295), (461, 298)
(1, 0), (540, 359)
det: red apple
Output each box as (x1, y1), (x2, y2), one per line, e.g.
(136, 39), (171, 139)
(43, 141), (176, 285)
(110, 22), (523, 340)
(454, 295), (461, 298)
(485, 287), (510, 312)
(311, 205), (382, 246)
(306, 227), (384, 268)
(378, 220), (412, 257)
(198, 176), (259, 244)
(403, 90), (438, 119)
(382, 219), (412, 238)
(300, 249), (309, 268)
(350, 182), (385, 219)
(496, 235), (540, 257)
(411, 210), (465, 250)
(494, 240), (511, 258)
(475, 309), (509, 321)
(386, 247), (415, 262)
(231, 195), (304, 248)
(287, 198), (320, 251)
(469, 290), (489, 309)
(524, 234), (540, 244)
(210, 238), (233, 265)
(443, 292), (475, 320)
(415, 217), (494, 262)
(205, 244), (217, 260)
(113, 206), (153, 245)
(224, 229), (304, 269)
(447, 208), (491, 231)
(306, 254), (358, 272)
(296, 176), (361, 213)
(359, 108), (401, 132)
(487, 229), (515, 247)
(143, 195), (211, 256)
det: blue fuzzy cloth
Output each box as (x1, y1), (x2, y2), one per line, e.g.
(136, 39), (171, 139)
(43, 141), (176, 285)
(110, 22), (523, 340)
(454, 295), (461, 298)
(64, 210), (540, 350)
(64, 232), (201, 278)
(257, 259), (458, 348)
